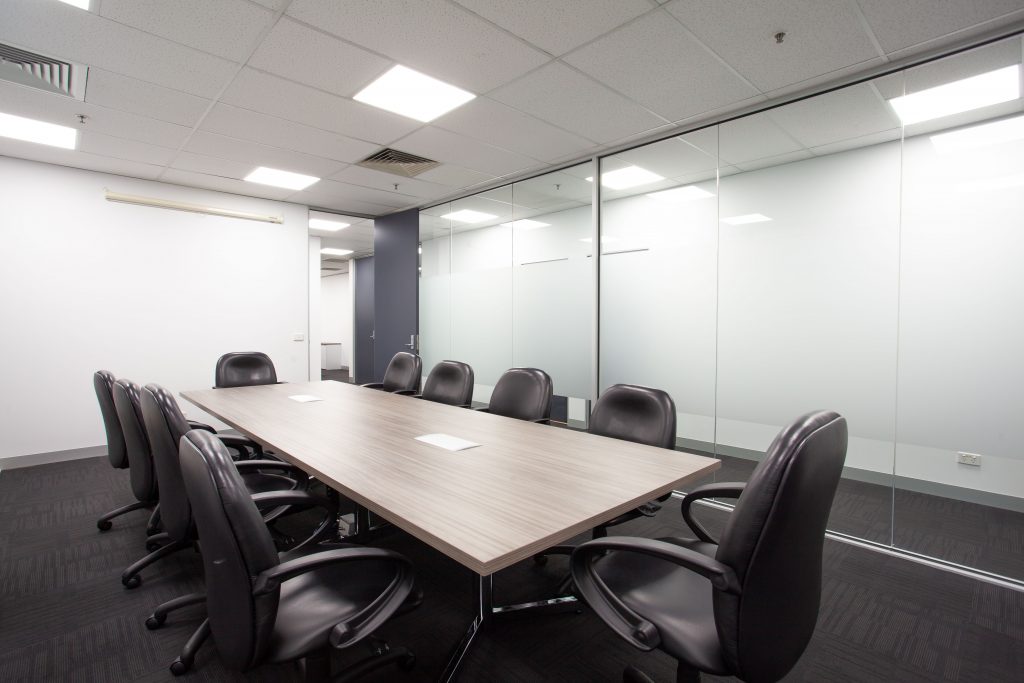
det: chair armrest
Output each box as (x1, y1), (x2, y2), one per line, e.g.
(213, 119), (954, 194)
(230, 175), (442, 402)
(251, 489), (338, 549)
(234, 459), (309, 485)
(680, 482), (746, 544)
(360, 382), (384, 390)
(393, 389), (417, 396)
(570, 537), (740, 651)
(253, 547), (415, 649)
(218, 433), (264, 458)
(186, 420), (216, 433)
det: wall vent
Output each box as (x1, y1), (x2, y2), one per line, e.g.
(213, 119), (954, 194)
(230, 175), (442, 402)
(0, 43), (86, 100)
(356, 148), (440, 178)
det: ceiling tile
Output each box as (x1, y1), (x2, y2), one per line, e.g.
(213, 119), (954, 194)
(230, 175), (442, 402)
(288, 179), (411, 214)
(78, 131), (177, 166)
(613, 136), (719, 180)
(0, 139), (164, 180)
(718, 112), (804, 166)
(160, 168), (295, 201)
(99, 0), (275, 62)
(85, 68), (211, 128)
(292, 178), (414, 208)
(434, 97), (596, 160)
(769, 82), (900, 149)
(732, 148), (813, 172)
(809, 128), (902, 157)
(763, 57), (887, 100)
(900, 36), (1023, 93)
(220, 68), (419, 144)
(249, 0), (290, 10)
(452, 0), (653, 56)
(664, 0), (881, 92)
(285, 0), (549, 93)
(0, 0), (237, 98)
(415, 164), (497, 189)
(392, 126), (541, 177)
(330, 166), (450, 200)
(184, 131), (346, 179)
(856, 0), (1024, 54)
(199, 103), (379, 164)
(247, 18), (391, 97)
(490, 62), (667, 144)
(169, 151), (255, 179)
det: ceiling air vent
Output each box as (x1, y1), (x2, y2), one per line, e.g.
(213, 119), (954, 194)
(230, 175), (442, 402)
(357, 148), (440, 178)
(0, 43), (86, 100)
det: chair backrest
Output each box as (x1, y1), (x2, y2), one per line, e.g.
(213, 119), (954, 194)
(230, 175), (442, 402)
(422, 360), (474, 406)
(487, 368), (553, 421)
(178, 429), (283, 671)
(588, 384), (676, 449)
(140, 383), (197, 542)
(382, 351), (422, 392)
(111, 379), (158, 504)
(93, 370), (127, 469)
(713, 411), (848, 682)
(215, 352), (278, 388)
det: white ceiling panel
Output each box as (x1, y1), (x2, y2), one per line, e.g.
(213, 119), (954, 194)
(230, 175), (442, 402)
(183, 131), (347, 179)
(160, 168), (295, 201)
(612, 136), (719, 181)
(768, 82), (900, 149)
(85, 69), (211, 128)
(564, 10), (759, 122)
(288, 179), (411, 213)
(285, 0), (549, 93)
(220, 68), (419, 144)
(0, 0), (237, 98)
(78, 131), (177, 166)
(199, 103), (379, 164)
(249, 0), (290, 10)
(99, 0), (275, 62)
(664, 0), (881, 92)
(856, 0), (1024, 54)
(490, 62), (667, 144)
(415, 164), (497, 190)
(718, 113), (804, 166)
(0, 139), (164, 181)
(434, 97), (597, 160)
(393, 126), (542, 178)
(330, 165), (450, 199)
(809, 128), (902, 157)
(168, 151), (255, 179)
(453, 0), (653, 56)
(733, 148), (813, 173)
(247, 18), (391, 97)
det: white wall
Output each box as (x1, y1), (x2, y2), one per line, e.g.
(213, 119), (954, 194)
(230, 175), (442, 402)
(0, 156), (311, 464)
(320, 272), (352, 368)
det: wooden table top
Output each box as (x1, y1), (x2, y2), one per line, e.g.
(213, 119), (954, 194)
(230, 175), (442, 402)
(182, 380), (720, 575)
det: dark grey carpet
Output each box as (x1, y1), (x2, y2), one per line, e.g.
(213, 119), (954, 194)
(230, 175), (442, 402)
(320, 368), (350, 383)
(0, 457), (1021, 682)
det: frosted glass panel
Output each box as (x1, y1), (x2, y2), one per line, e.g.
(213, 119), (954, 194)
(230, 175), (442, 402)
(419, 208), (451, 374)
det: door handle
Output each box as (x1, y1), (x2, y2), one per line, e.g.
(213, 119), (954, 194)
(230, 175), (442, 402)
(405, 333), (418, 350)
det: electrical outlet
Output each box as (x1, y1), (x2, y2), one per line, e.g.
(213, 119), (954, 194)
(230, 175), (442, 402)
(956, 451), (982, 467)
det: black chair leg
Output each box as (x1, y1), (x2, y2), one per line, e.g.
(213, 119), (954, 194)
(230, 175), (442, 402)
(170, 618), (210, 676)
(97, 500), (150, 531)
(146, 592), (206, 629)
(624, 665), (656, 683)
(146, 505), (162, 536)
(121, 539), (190, 588)
(675, 662), (701, 683)
(334, 642), (415, 683)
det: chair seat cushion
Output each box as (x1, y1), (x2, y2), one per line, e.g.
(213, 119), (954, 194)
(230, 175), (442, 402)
(266, 544), (408, 663)
(595, 537), (728, 675)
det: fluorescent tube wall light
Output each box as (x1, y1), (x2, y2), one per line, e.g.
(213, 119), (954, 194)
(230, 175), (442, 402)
(501, 219), (550, 230)
(440, 209), (497, 223)
(930, 115), (1024, 153)
(646, 186), (715, 203)
(309, 218), (351, 231)
(0, 112), (77, 149)
(354, 65), (476, 122)
(888, 65), (1020, 125)
(57, 0), (90, 9)
(586, 166), (665, 190)
(321, 248), (354, 256)
(104, 191), (283, 223)
(244, 166), (320, 191)
(721, 213), (772, 225)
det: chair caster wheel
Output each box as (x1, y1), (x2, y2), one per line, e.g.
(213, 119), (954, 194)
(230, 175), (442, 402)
(533, 554), (547, 566)
(145, 614), (165, 630)
(97, 519), (112, 531)
(122, 574), (142, 589)
(145, 540), (161, 552)
(400, 653), (416, 671)
(169, 658), (188, 676)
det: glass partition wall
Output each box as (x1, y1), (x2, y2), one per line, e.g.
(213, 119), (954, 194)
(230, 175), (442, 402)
(419, 34), (1024, 582)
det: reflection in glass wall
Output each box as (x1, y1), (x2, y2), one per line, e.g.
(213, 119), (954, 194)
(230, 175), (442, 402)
(418, 207), (451, 375)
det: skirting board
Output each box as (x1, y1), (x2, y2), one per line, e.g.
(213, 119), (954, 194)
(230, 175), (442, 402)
(0, 445), (106, 472)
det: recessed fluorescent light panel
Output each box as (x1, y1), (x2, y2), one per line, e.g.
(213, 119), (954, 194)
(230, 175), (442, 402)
(646, 186), (715, 203)
(721, 213), (772, 225)
(440, 209), (497, 224)
(354, 65), (476, 122)
(0, 112), (77, 149)
(930, 115), (1024, 153)
(501, 219), (550, 230)
(321, 248), (354, 257)
(586, 166), (665, 190)
(57, 0), (90, 9)
(888, 65), (1020, 125)
(309, 218), (350, 231)
(244, 166), (319, 191)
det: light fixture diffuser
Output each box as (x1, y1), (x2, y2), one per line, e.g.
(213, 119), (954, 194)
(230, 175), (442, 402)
(354, 65), (476, 122)
(309, 218), (350, 231)
(245, 166), (319, 191)
(930, 115), (1024, 153)
(321, 248), (354, 256)
(646, 186), (715, 203)
(585, 165), (665, 190)
(57, 0), (90, 9)
(888, 65), (1020, 125)
(440, 209), (497, 224)
(721, 213), (772, 225)
(0, 112), (77, 149)
(501, 219), (550, 230)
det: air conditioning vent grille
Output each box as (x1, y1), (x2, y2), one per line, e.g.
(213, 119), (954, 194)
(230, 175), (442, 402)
(0, 43), (84, 99)
(356, 148), (440, 178)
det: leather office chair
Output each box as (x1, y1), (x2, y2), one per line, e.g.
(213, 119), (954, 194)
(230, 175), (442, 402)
(178, 429), (418, 681)
(95, 371), (152, 531)
(99, 377), (160, 534)
(360, 351), (422, 393)
(476, 367), (552, 422)
(215, 351), (279, 388)
(406, 360), (474, 407)
(571, 411), (848, 683)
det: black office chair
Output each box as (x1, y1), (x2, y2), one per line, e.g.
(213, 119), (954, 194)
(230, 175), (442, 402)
(178, 429), (418, 681)
(94, 371), (152, 531)
(476, 367), (552, 422)
(215, 351), (279, 388)
(404, 360), (474, 407)
(360, 351), (422, 393)
(571, 410), (848, 683)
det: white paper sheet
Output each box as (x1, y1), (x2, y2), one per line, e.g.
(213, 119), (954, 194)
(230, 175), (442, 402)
(415, 433), (481, 451)
(288, 394), (323, 403)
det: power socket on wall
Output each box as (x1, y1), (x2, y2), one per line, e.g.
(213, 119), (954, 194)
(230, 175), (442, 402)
(956, 451), (982, 467)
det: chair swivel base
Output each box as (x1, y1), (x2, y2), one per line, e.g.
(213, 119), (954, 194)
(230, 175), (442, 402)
(96, 500), (152, 531)
(121, 537), (191, 588)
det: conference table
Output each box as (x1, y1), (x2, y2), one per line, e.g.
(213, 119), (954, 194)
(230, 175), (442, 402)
(182, 380), (720, 681)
